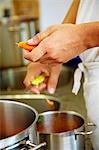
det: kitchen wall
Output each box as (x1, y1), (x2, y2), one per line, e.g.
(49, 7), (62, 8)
(39, 0), (72, 31)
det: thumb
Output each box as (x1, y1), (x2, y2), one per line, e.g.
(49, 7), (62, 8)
(28, 26), (57, 45)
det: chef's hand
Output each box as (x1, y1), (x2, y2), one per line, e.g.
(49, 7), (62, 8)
(23, 23), (86, 63)
(23, 62), (61, 94)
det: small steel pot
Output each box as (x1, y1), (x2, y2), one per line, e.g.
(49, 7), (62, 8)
(37, 111), (96, 150)
(0, 100), (46, 149)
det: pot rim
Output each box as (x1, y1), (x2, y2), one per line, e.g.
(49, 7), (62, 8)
(0, 94), (60, 102)
(0, 100), (38, 149)
(37, 110), (85, 136)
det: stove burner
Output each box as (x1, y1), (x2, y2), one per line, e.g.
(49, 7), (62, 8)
(5, 138), (29, 150)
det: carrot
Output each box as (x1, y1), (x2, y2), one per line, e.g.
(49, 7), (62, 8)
(17, 41), (35, 52)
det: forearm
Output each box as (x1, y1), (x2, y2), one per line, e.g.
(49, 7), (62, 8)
(78, 22), (99, 50)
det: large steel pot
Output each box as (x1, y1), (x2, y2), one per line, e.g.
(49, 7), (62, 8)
(0, 100), (46, 149)
(37, 111), (96, 150)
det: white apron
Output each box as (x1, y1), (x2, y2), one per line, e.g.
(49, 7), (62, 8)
(72, 0), (99, 149)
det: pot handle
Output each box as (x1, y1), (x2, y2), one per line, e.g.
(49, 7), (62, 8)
(75, 123), (96, 135)
(26, 140), (46, 150)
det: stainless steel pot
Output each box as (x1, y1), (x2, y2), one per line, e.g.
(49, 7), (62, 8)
(37, 111), (96, 150)
(0, 100), (46, 149)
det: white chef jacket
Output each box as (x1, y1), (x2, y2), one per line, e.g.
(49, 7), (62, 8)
(72, 1), (99, 149)
(72, 0), (99, 95)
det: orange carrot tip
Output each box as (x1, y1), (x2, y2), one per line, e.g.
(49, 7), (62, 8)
(16, 41), (34, 51)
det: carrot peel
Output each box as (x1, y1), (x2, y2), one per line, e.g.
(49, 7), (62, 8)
(31, 75), (45, 86)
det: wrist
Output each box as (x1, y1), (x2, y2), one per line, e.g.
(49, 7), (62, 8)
(78, 22), (99, 50)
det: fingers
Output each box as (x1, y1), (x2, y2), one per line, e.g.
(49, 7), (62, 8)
(31, 87), (40, 94)
(23, 41), (47, 61)
(47, 64), (62, 94)
(23, 62), (49, 94)
(23, 73), (34, 88)
(23, 62), (41, 88)
(24, 77), (46, 94)
(40, 54), (58, 64)
(24, 64), (62, 94)
(24, 81), (47, 94)
(23, 25), (58, 62)
(29, 83), (46, 94)
(23, 50), (32, 61)
(28, 26), (57, 45)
